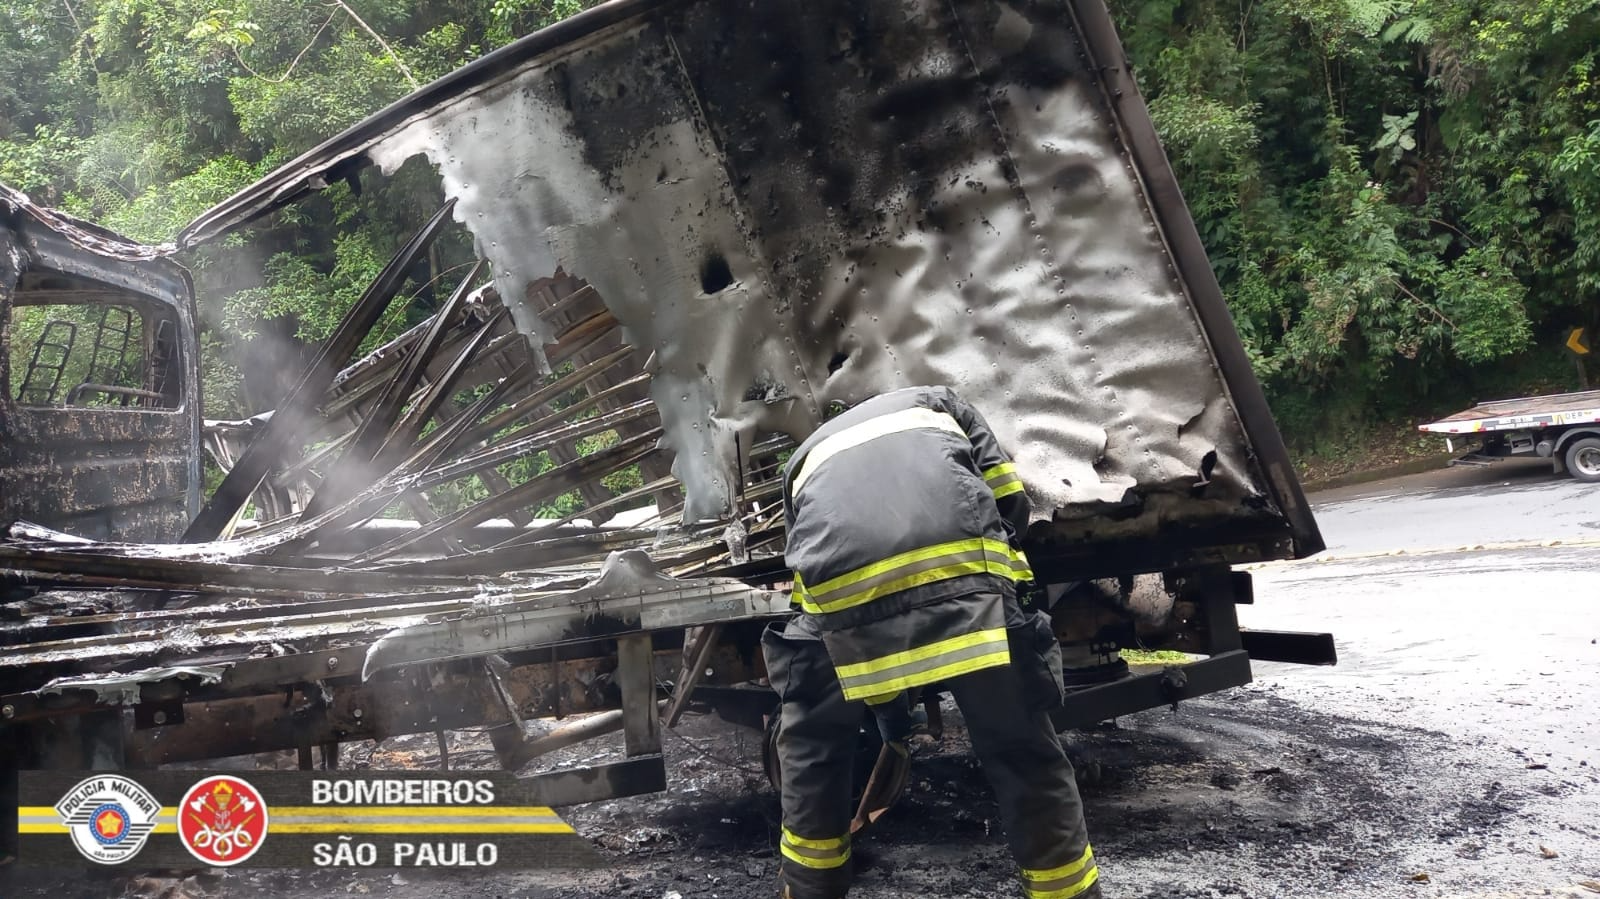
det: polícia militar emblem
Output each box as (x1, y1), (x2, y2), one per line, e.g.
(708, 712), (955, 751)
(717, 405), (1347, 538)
(178, 775), (270, 866)
(55, 775), (162, 864)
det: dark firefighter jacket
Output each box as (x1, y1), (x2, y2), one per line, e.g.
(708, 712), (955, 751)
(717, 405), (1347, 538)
(781, 386), (1033, 704)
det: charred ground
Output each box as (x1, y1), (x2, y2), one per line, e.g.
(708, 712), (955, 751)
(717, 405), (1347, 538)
(4, 676), (1589, 899)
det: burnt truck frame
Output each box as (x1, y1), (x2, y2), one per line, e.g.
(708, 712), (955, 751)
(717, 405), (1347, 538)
(1, 0), (1330, 839)
(0, 189), (202, 542)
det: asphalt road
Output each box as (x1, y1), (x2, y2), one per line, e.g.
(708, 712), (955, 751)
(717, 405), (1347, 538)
(4, 461), (1596, 899)
(1305, 457), (1600, 555)
(1220, 460), (1600, 898)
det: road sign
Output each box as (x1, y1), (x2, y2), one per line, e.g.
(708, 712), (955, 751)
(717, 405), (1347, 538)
(1567, 327), (1591, 356)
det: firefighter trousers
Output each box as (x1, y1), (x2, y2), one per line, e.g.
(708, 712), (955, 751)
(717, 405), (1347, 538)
(762, 602), (1101, 899)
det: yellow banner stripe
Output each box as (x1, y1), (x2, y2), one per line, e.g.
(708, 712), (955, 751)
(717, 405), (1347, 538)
(19, 806), (559, 818)
(18, 823), (178, 834)
(20, 806), (571, 836)
(267, 806), (560, 817)
(270, 822), (574, 834)
(19, 822), (571, 835)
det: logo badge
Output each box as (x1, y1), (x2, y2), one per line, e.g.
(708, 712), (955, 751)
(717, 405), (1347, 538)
(178, 775), (269, 866)
(55, 775), (162, 864)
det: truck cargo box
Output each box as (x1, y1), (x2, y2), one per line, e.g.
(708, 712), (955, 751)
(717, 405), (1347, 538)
(180, 0), (1323, 577)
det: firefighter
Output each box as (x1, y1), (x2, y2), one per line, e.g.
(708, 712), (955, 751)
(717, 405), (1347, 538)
(762, 386), (1101, 899)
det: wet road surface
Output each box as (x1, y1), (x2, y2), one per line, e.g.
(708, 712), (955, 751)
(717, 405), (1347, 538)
(1308, 457), (1600, 555)
(4, 466), (1596, 899)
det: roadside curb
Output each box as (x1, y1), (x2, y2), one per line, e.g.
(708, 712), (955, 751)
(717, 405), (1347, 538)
(1246, 537), (1600, 570)
(1298, 454), (1457, 493)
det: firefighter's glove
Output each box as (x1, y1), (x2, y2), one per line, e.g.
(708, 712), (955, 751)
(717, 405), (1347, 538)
(868, 692), (915, 748)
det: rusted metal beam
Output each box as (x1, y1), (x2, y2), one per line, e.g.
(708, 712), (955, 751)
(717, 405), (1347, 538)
(184, 200), (459, 541)
(0, 544), (474, 594)
(664, 624), (722, 727)
(301, 260), (486, 518)
(352, 428), (664, 562)
(616, 633), (661, 757)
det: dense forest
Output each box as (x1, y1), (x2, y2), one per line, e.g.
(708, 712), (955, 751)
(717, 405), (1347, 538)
(2, 0), (1598, 467)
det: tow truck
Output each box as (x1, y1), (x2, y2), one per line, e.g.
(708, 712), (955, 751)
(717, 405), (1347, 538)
(1419, 390), (1600, 482)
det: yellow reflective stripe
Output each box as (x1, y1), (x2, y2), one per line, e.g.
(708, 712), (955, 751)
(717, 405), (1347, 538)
(800, 557), (1000, 614)
(781, 827), (847, 851)
(984, 461), (1025, 499)
(791, 407), (966, 494)
(795, 542), (1032, 612)
(1025, 866), (1100, 899)
(992, 479), (1025, 499)
(836, 627), (1007, 679)
(863, 690), (902, 706)
(1010, 547), (1034, 581)
(1024, 845), (1095, 883)
(841, 647), (1011, 702)
(1022, 846), (1099, 899)
(808, 536), (999, 595)
(781, 843), (852, 869)
(800, 537), (1014, 610)
(982, 462), (1018, 483)
(780, 827), (851, 870)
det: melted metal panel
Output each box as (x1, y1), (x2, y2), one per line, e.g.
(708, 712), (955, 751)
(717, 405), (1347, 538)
(180, 0), (1321, 564)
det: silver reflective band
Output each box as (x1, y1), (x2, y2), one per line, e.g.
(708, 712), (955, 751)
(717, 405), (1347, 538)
(791, 407), (967, 494)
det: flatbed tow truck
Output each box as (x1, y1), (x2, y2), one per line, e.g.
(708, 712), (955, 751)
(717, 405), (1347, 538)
(1419, 390), (1600, 482)
(1, 0), (1333, 852)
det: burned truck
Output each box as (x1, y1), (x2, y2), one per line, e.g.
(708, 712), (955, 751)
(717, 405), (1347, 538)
(0, 0), (1328, 840)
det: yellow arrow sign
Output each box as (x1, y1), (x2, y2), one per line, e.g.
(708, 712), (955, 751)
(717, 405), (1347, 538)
(1569, 327), (1591, 356)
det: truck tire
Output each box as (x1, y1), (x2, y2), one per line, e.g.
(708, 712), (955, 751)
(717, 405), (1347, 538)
(1565, 437), (1600, 482)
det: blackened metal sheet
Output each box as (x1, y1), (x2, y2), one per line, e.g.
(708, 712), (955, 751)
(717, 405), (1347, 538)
(180, 0), (1322, 564)
(1, 187), (201, 542)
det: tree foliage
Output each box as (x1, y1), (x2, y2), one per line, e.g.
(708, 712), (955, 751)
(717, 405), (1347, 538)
(0, 0), (590, 416)
(1, 0), (1597, 455)
(1116, 0), (1599, 443)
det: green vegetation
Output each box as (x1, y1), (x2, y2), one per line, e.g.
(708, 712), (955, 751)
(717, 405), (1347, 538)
(2, 0), (1598, 477)
(1120, 649), (1195, 666)
(1113, 0), (1600, 464)
(7, 303), (151, 404)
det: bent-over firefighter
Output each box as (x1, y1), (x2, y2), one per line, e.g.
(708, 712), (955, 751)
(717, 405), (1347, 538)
(764, 386), (1101, 899)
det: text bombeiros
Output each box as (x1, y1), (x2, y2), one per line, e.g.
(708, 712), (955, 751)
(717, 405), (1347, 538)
(311, 779), (501, 868)
(310, 778), (495, 805)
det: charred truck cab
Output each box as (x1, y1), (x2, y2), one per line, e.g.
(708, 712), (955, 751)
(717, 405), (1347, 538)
(1, 0), (1331, 843)
(0, 186), (201, 542)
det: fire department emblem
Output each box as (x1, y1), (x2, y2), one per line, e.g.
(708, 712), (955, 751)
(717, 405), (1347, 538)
(178, 775), (269, 865)
(55, 775), (162, 864)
